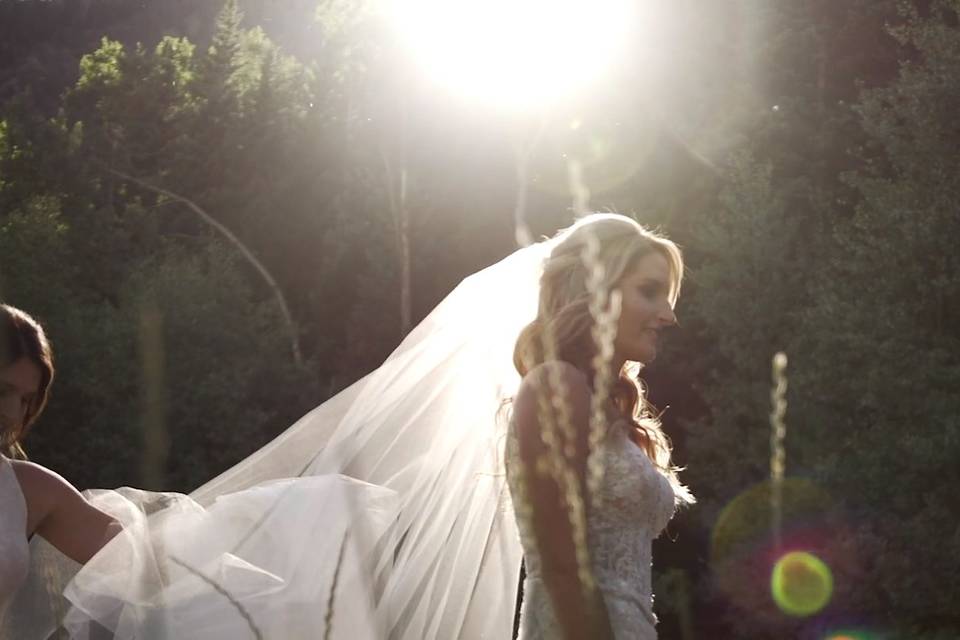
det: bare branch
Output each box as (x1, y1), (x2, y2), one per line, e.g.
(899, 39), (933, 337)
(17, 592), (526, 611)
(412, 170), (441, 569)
(109, 169), (304, 369)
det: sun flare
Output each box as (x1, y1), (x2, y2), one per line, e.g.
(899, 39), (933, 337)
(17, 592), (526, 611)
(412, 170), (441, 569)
(390, 0), (641, 108)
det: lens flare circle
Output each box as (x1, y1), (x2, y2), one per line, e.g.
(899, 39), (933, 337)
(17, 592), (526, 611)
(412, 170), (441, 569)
(771, 550), (833, 616)
(823, 628), (881, 640)
(824, 630), (876, 640)
(711, 478), (832, 564)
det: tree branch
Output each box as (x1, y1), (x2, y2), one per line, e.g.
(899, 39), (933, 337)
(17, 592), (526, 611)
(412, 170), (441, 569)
(109, 169), (304, 368)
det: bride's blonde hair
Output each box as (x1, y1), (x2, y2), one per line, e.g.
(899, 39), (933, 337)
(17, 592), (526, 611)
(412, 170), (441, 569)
(513, 213), (688, 487)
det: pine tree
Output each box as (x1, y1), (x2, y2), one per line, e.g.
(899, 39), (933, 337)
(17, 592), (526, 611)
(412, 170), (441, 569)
(799, 3), (960, 633)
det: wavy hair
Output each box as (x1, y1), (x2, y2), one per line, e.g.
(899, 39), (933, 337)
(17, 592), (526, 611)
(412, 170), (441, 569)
(513, 213), (690, 500)
(1, 304), (55, 459)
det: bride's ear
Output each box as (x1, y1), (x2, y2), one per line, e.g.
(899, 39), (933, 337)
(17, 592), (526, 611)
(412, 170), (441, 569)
(514, 319), (545, 377)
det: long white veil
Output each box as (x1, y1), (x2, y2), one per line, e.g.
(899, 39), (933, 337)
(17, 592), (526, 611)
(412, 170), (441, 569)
(7, 238), (552, 639)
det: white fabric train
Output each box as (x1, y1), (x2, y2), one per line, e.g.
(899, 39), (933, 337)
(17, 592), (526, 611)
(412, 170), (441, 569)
(5, 240), (551, 640)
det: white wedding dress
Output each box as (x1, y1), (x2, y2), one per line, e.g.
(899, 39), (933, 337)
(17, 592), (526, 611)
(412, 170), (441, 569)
(0, 455), (30, 630)
(506, 418), (678, 640)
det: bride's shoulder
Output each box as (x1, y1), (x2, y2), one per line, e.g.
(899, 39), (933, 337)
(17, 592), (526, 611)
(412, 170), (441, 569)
(513, 361), (591, 431)
(518, 360), (589, 393)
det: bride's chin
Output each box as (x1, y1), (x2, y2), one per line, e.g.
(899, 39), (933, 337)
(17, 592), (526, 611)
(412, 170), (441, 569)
(634, 346), (657, 365)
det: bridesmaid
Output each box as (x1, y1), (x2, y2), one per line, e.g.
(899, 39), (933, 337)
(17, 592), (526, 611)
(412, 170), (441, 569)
(0, 304), (118, 624)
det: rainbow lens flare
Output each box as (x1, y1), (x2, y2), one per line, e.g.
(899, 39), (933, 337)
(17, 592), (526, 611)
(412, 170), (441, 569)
(771, 550), (833, 616)
(823, 630), (877, 640)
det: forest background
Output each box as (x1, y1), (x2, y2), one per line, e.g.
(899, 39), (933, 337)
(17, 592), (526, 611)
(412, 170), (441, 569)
(1, 0), (958, 638)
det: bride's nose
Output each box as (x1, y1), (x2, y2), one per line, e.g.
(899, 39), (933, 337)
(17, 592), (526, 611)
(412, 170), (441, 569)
(657, 306), (677, 327)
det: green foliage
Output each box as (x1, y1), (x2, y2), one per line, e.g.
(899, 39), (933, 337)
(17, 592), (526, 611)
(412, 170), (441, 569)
(116, 242), (320, 491)
(75, 38), (125, 92)
(0, 3), (338, 491)
(0, 194), (317, 491)
(682, 151), (802, 514)
(795, 3), (960, 628)
(672, 1), (960, 636)
(0, 196), (75, 305)
(1, 1), (958, 636)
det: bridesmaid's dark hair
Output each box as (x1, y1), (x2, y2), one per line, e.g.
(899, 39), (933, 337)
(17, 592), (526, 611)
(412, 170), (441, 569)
(0, 304), (54, 459)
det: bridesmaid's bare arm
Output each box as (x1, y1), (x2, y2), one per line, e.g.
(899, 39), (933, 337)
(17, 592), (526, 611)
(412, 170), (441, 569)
(13, 460), (121, 564)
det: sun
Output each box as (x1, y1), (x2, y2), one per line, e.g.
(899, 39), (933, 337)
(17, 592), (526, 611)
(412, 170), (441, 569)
(389, 0), (642, 109)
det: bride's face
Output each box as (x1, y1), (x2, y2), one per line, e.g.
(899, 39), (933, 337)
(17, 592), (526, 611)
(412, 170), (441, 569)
(612, 251), (677, 364)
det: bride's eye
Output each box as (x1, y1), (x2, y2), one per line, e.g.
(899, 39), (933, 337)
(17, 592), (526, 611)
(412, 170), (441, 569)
(638, 284), (659, 300)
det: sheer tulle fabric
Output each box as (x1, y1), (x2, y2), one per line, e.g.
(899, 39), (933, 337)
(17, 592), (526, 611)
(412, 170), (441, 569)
(9, 241), (550, 640)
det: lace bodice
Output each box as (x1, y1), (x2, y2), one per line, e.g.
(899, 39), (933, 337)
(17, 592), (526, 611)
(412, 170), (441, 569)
(0, 456), (29, 627)
(506, 417), (677, 640)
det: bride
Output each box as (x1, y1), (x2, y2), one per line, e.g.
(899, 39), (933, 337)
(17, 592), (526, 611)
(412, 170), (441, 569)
(506, 213), (692, 639)
(3, 212), (691, 639)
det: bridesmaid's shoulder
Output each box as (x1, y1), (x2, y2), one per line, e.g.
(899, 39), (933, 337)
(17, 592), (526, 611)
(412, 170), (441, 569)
(9, 459), (73, 502)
